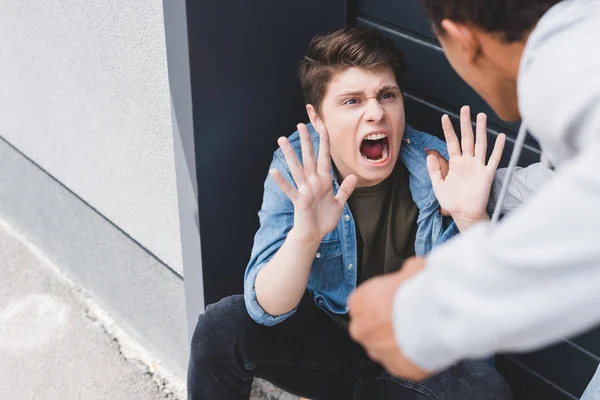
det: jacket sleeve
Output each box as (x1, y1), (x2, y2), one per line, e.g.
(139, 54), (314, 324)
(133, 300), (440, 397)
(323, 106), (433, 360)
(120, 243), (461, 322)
(392, 139), (600, 371)
(243, 153), (298, 326)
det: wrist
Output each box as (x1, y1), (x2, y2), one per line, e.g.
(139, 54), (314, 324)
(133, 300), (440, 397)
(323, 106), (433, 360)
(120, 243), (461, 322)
(287, 228), (324, 247)
(451, 213), (489, 232)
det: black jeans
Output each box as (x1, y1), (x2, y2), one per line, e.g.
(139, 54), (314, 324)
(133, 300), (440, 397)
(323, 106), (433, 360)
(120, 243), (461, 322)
(187, 293), (513, 400)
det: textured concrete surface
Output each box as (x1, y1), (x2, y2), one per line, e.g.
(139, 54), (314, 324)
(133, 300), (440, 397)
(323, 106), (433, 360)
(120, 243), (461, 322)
(0, 221), (183, 400)
(0, 216), (299, 399)
(252, 379), (299, 400)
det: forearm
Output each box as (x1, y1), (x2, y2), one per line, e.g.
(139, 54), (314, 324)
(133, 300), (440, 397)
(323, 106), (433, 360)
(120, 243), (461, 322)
(255, 228), (321, 316)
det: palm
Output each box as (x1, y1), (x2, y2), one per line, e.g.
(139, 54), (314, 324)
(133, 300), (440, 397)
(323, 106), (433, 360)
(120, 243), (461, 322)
(294, 174), (345, 237)
(433, 154), (494, 220)
(428, 107), (506, 224)
(271, 123), (357, 242)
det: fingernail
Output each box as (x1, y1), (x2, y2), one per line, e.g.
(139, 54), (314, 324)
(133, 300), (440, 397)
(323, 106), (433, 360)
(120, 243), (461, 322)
(424, 148), (430, 152)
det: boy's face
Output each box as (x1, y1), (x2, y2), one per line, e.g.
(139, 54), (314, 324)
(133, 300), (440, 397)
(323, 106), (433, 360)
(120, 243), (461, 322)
(309, 66), (405, 187)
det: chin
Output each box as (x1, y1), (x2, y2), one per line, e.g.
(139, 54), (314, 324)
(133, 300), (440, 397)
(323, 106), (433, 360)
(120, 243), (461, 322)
(497, 107), (521, 122)
(486, 91), (521, 122)
(356, 164), (394, 187)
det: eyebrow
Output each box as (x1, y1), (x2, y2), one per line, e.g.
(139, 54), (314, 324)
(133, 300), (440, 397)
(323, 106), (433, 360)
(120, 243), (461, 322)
(335, 85), (400, 98)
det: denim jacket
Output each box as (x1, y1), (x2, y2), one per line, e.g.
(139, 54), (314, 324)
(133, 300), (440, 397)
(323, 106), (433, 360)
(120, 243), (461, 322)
(244, 124), (459, 326)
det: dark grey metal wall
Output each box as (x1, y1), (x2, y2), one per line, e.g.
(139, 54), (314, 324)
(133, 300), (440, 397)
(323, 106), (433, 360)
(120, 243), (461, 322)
(353, 1), (600, 398)
(166, 1), (347, 313)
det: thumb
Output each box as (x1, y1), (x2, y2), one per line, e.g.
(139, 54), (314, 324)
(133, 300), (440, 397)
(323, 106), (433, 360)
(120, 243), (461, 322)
(401, 256), (426, 276)
(426, 154), (443, 184)
(335, 174), (357, 205)
(425, 149), (449, 179)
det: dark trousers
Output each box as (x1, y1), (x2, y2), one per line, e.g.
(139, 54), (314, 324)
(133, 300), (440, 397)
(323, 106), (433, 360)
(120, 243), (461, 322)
(187, 293), (513, 400)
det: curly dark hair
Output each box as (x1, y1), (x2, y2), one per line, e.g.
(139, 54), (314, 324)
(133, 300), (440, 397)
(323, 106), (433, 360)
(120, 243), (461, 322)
(420, 0), (564, 42)
(298, 26), (406, 114)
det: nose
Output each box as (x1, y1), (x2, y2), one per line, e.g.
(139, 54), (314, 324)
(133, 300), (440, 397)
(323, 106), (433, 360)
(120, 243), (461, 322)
(364, 98), (385, 123)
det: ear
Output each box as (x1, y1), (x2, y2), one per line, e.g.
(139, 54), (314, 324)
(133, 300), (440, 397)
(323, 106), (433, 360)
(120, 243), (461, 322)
(440, 19), (482, 64)
(306, 104), (325, 133)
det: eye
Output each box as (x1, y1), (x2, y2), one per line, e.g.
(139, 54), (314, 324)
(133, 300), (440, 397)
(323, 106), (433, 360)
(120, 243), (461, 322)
(380, 92), (396, 101)
(343, 98), (359, 105)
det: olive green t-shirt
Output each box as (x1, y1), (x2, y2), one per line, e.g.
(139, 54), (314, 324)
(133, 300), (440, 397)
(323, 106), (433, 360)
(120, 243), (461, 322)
(333, 162), (419, 327)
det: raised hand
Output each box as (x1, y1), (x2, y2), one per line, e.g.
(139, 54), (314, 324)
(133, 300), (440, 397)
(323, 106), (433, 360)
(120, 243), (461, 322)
(427, 106), (506, 231)
(270, 123), (358, 243)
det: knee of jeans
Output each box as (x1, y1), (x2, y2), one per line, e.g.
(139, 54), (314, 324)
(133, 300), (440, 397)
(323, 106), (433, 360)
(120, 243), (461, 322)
(459, 361), (513, 399)
(190, 294), (248, 357)
(424, 361), (513, 400)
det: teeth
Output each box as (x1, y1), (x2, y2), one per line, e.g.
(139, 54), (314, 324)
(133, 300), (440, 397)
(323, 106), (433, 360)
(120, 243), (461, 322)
(364, 133), (387, 141)
(367, 147), (389, 164)
(375, 147), (389, 163)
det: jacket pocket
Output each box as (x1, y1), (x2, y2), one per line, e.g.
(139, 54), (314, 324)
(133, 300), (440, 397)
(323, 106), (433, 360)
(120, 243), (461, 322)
(314, 239), (343, 260)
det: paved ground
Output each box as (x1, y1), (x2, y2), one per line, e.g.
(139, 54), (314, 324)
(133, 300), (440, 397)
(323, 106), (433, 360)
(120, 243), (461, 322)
(0, 219), (301, 400)
(0, 221), (182, 400)
(252, 379), (298, 400)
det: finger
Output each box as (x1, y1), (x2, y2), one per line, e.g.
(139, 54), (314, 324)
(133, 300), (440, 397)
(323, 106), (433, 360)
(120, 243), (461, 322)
(487, 133), (506, 172)
(335, 174), (357, 205)
(402, 256), (427, 275)
(441, 114), (461, 158)
(278, 136), (306, 187)
(348, 321), (363, 342)
(460, 105), (474, 156)
(474, 113), (488, 162)
(298, 124), (317, 177)
(269, 169), (299, 202)
(366, 349), (382, 363)
(347, 291), (358, 316)
(425, 149), (449, 179)
(316, 124), (332, 176)
(426, 154), (443, 185)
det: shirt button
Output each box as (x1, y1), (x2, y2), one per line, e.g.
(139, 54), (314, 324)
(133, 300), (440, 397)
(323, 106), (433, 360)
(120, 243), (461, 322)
(344, 215), (351, 222)
(315, 252), (321, 259)
(347, 263), (353, 270)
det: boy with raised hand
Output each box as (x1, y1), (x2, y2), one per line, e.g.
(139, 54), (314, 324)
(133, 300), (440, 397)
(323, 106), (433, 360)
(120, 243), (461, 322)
(187, 26), (510, 400)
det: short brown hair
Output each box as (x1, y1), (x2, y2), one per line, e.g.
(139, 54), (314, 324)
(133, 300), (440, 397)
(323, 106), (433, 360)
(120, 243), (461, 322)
(298, 26), (406, 114)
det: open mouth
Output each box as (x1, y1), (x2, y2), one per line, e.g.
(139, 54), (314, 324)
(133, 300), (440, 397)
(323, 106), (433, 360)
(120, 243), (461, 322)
(360, 133), (390, 164)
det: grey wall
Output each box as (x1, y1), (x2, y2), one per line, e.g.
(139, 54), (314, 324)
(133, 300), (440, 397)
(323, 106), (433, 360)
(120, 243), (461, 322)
(354, 0), (600, 398)
(0, 0), (183, 276)
(0, 0), (189, 376)
(0, 137), (188, 378)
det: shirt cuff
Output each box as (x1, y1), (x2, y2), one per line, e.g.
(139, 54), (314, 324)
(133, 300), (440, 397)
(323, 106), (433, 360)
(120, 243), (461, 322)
(244, 263), (297, 326)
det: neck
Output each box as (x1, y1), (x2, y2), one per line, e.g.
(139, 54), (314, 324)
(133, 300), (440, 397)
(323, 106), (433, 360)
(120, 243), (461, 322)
(479, 32), (529, 120)
(481, 33), (527, 82)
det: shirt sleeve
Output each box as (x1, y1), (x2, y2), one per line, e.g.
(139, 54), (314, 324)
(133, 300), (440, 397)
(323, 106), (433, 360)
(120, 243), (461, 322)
(487, 162), (554, 214)
(243, 153), (298, 326)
